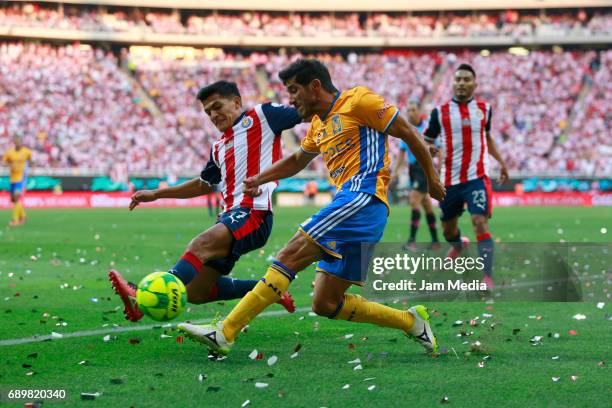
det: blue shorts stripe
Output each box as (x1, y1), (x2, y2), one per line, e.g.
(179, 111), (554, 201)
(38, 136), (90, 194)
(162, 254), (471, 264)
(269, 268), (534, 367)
(310, 194), (371, 240)
(304, 192), (365, 237)
(307, 193), (368, 239)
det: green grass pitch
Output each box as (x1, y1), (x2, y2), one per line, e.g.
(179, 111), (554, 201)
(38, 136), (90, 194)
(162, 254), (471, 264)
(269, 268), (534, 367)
(0, 206), (610, 407)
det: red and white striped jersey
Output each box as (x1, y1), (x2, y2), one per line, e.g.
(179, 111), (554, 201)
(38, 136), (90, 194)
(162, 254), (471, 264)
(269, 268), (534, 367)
(200, 103), (301, 212)
(424, 98), (492, 187)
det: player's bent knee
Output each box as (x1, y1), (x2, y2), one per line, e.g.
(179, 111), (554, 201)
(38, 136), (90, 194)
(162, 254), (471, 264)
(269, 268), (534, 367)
(311, 299), (338, 317)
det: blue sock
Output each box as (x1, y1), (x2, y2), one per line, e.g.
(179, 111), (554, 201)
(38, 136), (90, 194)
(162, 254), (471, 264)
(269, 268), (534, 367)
(208, 277), (258, 301)
(168, 251), (201, 285)
(477, 233), (494, 277)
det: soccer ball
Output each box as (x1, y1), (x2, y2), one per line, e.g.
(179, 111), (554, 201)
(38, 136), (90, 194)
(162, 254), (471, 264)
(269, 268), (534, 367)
(136, 272), (187, 321)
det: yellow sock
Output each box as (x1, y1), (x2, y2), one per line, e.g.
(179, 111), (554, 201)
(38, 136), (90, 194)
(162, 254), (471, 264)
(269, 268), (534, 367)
(12, 202), (20, 222)
(17, 202), (25, 219)
(334, 294), (414, 332)
(222, 264), (293, 342)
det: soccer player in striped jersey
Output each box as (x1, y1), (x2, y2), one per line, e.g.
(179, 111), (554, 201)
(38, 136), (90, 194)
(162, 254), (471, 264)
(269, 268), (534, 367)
(392, 100), (441, 251)
(424, 64), (509, 289)
(178, 59), (445, 356)
(109, 81), (299, 321)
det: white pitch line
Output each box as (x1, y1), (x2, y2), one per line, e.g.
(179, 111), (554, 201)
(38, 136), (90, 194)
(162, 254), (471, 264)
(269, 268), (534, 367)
(0, 306), (313, 347)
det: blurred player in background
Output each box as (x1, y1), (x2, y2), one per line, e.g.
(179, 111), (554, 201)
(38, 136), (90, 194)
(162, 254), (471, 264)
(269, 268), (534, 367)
(179, 59), (445, 356)
(109, 80), (300, 321)
(3, 136), (32, 226)
(392, 100), (441, 251)
(424, 64), (509, 289)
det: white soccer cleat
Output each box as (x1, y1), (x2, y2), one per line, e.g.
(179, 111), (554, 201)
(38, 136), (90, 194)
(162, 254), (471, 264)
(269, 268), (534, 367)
(177, 321), (233, 356)
(406, 305), (438, 354)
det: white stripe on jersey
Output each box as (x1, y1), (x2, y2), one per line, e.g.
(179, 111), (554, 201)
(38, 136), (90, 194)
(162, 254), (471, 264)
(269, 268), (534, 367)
(438, 99), (490, 187)
(212, 104), (281, 212)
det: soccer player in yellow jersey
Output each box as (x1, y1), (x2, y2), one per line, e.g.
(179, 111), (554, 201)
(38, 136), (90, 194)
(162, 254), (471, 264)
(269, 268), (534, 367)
(179, 59), (446, 356)
(3, 137), (32, 226)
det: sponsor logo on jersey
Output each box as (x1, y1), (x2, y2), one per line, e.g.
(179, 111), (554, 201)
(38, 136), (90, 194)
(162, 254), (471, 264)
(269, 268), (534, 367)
(332, 114), (343, 135)
(377, 103), (392, 119)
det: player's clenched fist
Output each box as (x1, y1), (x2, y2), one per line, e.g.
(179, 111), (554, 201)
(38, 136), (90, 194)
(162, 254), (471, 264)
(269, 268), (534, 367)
(243, 177), (262, 197)
(129, 190), (157, 211)
(427, 177), (446, 202)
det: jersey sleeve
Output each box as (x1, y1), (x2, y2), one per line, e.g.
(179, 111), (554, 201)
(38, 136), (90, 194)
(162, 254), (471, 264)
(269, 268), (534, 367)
(199, 148), (221, 186)
(25, 148), (32, 161)
(351, 87), (399, 134)
(260, 103), (302, 134)
(300, 127), (319, 155)
(485, 105), (492, 132)
(423, 108), (441, 142)
(2, 151), (9, 163)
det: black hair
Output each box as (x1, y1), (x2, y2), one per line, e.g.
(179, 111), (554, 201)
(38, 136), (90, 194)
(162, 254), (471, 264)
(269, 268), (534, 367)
(279, 59), (338, 93)
(196, 80), (241, 103)
(456, 63), (476, 79)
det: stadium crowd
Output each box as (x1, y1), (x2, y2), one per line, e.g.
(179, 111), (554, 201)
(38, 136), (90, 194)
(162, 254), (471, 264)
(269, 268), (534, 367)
(0, 42), (610, 177)
(1, 3), (610, 38)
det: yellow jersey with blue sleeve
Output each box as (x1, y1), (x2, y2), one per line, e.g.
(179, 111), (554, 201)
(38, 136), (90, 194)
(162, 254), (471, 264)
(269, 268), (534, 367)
(3, 147), (32, 183)
(300, 86), (399, 208)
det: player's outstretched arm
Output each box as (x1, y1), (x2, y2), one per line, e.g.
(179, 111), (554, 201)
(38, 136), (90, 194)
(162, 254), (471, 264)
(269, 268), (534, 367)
(129, 178), (212, 210)
(243, 149), (317, 197)
(486, 131), (509, 184)
(386, 114), (445, 201)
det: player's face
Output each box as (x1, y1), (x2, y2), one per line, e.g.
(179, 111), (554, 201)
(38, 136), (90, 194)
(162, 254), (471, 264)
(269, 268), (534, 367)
(284, 77), (318, 121)
(202, 94), (242, 132)
(406, 103), (420, 125)
(13, 138), (22, 149)
(453, 70), (477, 100)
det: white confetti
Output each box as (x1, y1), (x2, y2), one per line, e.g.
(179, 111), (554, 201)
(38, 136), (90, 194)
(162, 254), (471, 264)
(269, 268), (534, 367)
(363, 377), (376, 382)
(596, 302), (605, 309)
(290, 352), (299, 359)
(51, 332), (63, 339)
(308, 312), (317, 317)
(198, 374), (206, 382)
(572, 314), (586, 320)
(601, 228), (607, 234)
(255, 382), (269, 388)
(249, 349), (258, 360)
(342, 384), (350, 390)
(353, 364), (363, 370)
(241, 400), (250, 407)
(552, 377), (560, 382)
(552, 356), (559, 360)
(348, 358), (361, 364)
(160, 334), (172, 339)
(103, 334), (110, 342)
(553, 333), (560, 339)
(267, 355), (278, 366)
(368, 385), (376, 391)
(344, 333), (354, 339)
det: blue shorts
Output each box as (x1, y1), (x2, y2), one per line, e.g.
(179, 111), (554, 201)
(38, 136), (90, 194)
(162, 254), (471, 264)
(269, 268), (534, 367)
(9, 181), (24, 195)
(206, 207), (273, 275)
(439, 177), (492, 221)
(299, 190), (387, 285)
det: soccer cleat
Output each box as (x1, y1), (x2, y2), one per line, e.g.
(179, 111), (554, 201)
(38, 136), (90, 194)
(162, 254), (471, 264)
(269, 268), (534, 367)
(406, 305), (438, 354)
(429, 241), (441, 251)
(445, 236), (470, 259)
(402, 241), (418, 252)
(482, 274), (495, 291)
(109, 270), (143, 322)
(277, 291), (296, 313)
(177, 321), (233, 356)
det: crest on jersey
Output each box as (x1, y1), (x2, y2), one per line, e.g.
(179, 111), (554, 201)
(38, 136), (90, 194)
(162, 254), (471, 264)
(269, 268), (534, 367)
(332, 114), (343, 135)
(241, 116), (253, 129)
(476, 109), (485, 120)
